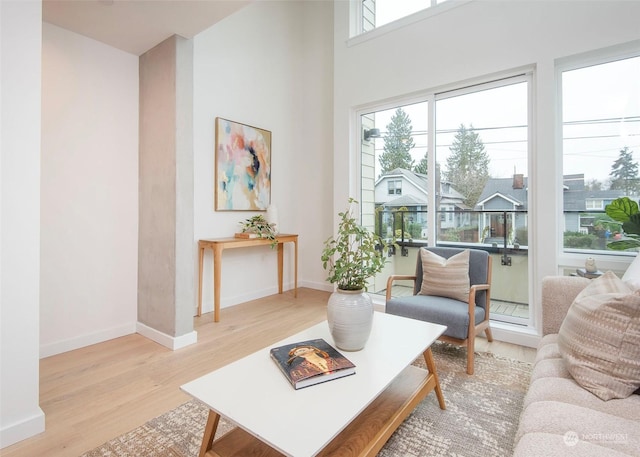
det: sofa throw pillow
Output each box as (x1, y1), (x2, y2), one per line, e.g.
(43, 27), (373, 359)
(558, 271), (640, 400)
(622, 254), (640, 290)
(419, 249), (470, 303)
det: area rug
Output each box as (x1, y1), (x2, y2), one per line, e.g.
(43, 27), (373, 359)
(80, 342), (531, 457)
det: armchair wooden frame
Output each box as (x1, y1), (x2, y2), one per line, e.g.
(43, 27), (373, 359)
(385, 255), (493, 375)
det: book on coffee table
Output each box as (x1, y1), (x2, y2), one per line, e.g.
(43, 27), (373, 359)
(270, 338), (356, 389)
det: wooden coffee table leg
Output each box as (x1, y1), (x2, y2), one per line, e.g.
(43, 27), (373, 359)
(199, 410), (221, 457)
(423, 347), (446, 410)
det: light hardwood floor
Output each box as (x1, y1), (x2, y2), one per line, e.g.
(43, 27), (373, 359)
(3, 287), (536, 457)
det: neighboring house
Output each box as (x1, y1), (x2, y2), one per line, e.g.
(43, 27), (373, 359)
(374, 168), (467, 238)
(475, 174), (528, 245)
(476, 173), (628, 245)
(562, 173), (627, 233)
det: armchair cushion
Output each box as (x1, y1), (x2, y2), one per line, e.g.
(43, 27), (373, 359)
(386, 295), (485, 340)
(558, 271), (640, 400)
(418, 248), (470, 302)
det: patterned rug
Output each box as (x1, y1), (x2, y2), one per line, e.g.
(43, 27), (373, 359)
(80, 342), (532, 457)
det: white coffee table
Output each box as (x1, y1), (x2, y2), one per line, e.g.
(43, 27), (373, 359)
(181, 311), (447, 457)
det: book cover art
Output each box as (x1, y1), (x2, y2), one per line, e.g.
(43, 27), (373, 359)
(270, 338), (356, 389)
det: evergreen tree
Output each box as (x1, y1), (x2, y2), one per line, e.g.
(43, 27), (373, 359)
(444, 124), (490, 207)
(414, 151), (428, 175)
(609, 147), (640, 196)
(378, 108), (415, 174)
(585, 178), (603, 191)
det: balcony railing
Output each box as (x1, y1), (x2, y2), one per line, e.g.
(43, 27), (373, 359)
(372, 208), (529, 324)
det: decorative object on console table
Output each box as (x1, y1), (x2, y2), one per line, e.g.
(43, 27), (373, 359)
(234, 232), (259, 239)
(584, 256), (598, 273)
(269, 338), (356, 390)
(265, 204), (279, 234)
(215, 117), (271, 211)
(321, 198), (387, 351)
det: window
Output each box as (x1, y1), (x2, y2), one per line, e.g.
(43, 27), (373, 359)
(359, 72), (531, 326)
(435, 76), (530, 325)
(388, 180), (402, 195)
(585, 199), (604, 210)
(358, 0), (454, 36)
(561, 53), (640, 253)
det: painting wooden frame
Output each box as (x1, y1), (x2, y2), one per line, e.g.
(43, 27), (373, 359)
(215, 117), (272, 211)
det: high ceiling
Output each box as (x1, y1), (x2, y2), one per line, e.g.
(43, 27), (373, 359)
(42, 0), (253, 56)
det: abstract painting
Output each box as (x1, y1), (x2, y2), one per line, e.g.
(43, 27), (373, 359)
(215, 118), (271, 211)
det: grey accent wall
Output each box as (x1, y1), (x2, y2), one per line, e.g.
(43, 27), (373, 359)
(138, 35), (194, 337)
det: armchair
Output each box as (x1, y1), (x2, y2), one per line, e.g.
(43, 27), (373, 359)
(385, 247), (493, 375)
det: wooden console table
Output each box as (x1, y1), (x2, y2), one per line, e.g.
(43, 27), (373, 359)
(197, 234), (298, 322)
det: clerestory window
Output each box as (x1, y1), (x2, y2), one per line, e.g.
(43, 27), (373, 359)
(356, 0), (459, 38)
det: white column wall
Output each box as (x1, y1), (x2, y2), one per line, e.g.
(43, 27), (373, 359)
(0, 0), (45, 448)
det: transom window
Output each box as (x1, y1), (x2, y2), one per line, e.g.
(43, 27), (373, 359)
(358, 0), (454, 36)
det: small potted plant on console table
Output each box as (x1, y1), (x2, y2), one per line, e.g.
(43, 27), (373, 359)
(237, 214), (278, 248)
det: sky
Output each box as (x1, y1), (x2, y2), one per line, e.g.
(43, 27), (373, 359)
(367, 1), (640, 185)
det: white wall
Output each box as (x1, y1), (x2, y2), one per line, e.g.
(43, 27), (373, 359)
(40, 23), (139, 357)
(193, 0), (334, 312)
(333, 1), (640, 337)
(0, 0), (45, 448)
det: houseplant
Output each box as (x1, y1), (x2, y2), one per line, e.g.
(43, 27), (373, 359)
(321, 198), (386, 350)
(238, 214), (278, 248)
(604, 197), (640, 250)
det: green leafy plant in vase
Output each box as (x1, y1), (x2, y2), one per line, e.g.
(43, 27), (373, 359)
(239, 214), (277, 248)
(321, 198), (386, 290)
(321, 198), (386, 351)
(604, 197), (640, 250)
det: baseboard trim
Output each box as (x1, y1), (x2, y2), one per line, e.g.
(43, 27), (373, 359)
(40, 322), (137, 358)
(0, 408), (45, 449)
(136, 322), (198, 350)
(488, 322), (540, 348)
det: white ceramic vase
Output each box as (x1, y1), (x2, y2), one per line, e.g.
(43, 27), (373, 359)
(265, 204), (279, 234)
(327, 289), (374, 351)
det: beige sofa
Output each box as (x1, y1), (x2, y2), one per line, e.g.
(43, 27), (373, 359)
(513, 276), (640, 457)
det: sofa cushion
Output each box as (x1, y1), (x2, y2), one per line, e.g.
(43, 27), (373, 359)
(558, 271), (640, 400)
(513, 432), (631, 457)
(622, 253), (640, 290)
(515, 401), (639, 456)
(529, 357), (572, 383)
(523, 377), (640, 420)
(418, 248), (470, 302)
